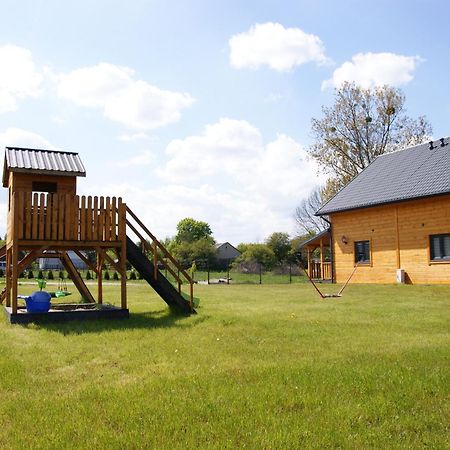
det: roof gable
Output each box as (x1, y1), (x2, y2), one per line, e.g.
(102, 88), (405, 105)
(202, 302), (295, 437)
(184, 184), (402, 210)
(316, 137), (450, 216)
(3, 147), (86, 186)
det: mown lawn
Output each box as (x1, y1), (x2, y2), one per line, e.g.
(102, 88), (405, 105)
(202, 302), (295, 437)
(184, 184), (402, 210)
(0, 282), (449, 449)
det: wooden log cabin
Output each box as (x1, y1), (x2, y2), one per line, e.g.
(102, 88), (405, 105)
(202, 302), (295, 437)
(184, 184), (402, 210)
(1, 147), (194, 321)
(311, 137), (450, 284)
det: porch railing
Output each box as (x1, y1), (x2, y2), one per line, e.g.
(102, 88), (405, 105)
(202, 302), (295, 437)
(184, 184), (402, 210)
(309, 261), (332, 280)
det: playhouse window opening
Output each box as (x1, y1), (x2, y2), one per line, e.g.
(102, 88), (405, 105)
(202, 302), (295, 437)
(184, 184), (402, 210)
(354, 240), (370, 264)
(32, 181), (57, 193)
(430, 234), (450, 261)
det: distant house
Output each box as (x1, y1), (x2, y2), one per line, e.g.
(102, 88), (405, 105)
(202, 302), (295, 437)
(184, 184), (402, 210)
(215, 242), (241, 267)
(303, 137), (450, 284)
(39, 251), (87, 270)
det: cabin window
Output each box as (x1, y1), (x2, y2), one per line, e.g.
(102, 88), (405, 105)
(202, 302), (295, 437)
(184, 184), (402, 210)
(32, 181), (57, 193)
(354, 240), (370, 264)
(430, 234), (450, 261)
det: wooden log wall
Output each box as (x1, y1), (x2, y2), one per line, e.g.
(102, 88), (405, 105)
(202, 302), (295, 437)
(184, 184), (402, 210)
(331, 194), (450, 284)
(8, 192), (121, 243)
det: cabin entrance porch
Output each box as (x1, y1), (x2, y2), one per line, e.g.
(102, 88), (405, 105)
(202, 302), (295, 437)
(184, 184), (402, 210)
(300, 229), (333, 282)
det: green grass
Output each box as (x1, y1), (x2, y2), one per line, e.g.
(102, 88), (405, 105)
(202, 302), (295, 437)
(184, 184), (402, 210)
(0, 282), (449, 449)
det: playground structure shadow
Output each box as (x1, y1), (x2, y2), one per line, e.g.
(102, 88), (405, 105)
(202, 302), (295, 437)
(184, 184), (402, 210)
(19, 307), (209, 335)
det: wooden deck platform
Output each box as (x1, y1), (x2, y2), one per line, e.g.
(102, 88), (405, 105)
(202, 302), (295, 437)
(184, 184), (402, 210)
(3, 303), (129, 324)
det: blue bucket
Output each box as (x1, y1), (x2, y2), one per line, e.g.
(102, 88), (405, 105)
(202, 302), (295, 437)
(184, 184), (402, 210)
(25, 291), (51, 313)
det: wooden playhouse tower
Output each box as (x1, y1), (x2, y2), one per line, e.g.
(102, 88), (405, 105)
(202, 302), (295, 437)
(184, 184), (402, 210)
(1, 147), (194, 322)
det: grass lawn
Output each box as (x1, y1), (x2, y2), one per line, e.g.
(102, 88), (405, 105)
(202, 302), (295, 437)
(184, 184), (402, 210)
(0, 282), (449, 449)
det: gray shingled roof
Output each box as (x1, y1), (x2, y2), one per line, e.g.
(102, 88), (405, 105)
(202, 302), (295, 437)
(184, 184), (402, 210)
(316, 137), (450, 216)
(3, 147), (86, 186)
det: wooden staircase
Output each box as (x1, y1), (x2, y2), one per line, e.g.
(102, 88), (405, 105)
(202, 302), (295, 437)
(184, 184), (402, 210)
(125, 207), (195, 314)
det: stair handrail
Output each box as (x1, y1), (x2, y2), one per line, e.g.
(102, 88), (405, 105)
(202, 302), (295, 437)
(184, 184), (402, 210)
(125, 206), (194, 309)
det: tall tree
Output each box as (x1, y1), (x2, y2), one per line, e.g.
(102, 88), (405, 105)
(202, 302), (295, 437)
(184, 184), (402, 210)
(174, 218), (213, 244)
(265, 232), (291, 263)
(310, 82), (432, 194)
(171, 218), (216, 267)
(294, 187), (329, 235)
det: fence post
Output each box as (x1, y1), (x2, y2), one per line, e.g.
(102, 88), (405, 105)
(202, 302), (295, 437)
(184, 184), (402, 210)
(259, 263), (262, 284)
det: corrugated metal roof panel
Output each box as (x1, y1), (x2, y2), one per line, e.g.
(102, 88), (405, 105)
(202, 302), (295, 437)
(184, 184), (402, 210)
(4, 147), (86, 176)
(316, 137), (450, 216)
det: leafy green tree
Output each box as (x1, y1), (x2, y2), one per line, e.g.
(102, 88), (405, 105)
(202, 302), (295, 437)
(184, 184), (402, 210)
(265, 232), (291, 263)
(170, 218), (216, 266)
(310, 82), (432, 196)
(235, 244), (277, 270)
(174, 218), (213, 244)
(172, 238), (217, 267)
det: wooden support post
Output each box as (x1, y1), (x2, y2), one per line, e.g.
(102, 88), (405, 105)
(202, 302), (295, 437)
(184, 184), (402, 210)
(320, 239), (324, 280)
(118, 199), (127, 310)
(11, 243), (18, 314)
(307, 248), (311, 278)
(97, 250), (103, 304)
(153, 240), (158, 280)
(11, 192), (19, 313)
(5, 248), (11, 307)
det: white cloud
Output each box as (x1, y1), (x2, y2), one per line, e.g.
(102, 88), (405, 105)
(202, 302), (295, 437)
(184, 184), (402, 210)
(152, 118), (325, 241)
(0, 127), (53, 150)
(322, 52), (423, 90)
(229, 22), (328, 72)
(0, 44), (43, 113)
(158, 118), (263, 181)
(57, 62), (194, 130)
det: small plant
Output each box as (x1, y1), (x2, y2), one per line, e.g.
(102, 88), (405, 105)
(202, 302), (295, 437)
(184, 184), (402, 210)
(0, 268), (3, 278)
(104, 270), (110, 280)
(129, 271), (137, 280)
(113, 271), (119, 280)
(36, 278), (46, 291)
(47, 270), (54, 280)
(86, 270), (92, 280)
(37, 270), (44, 279)
(58, 270), (65, 280)
(28, 270), (34, 279)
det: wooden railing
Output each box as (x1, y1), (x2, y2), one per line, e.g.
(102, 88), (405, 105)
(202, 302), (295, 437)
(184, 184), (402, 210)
(125, 206), (194, 310)
(8, 191), (124, 244)
(309, 261), (332, 280)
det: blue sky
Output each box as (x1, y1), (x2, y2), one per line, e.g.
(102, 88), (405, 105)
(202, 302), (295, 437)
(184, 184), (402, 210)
(0, 0), (448, 243)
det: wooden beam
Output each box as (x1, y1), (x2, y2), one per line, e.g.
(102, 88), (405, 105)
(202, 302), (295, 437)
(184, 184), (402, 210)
(118, 199), (127, 310)
(11, 193), (19, 313)
(96, 247), (121, 272)
(73, 249), (98, 274)
(5, 248), (11, 307)
(97, 251), (103, 304)
(17, 249), (41, 274)
(320, 238), (324, 280)
(18, 240), (121, 249)
(61, 252), (95, 303)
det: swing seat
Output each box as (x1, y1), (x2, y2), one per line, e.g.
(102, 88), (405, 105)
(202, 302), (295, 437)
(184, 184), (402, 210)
(322, 294), (342, 298)
(48, 291), (72, 298)
(55, 291), (72, 298)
